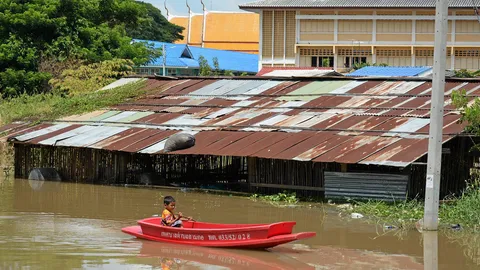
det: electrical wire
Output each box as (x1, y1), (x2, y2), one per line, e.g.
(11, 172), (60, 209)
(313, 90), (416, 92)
(473, 0), (480, 23)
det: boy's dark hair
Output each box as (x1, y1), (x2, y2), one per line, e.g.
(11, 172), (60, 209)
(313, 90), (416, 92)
(164, 196), (175, 205)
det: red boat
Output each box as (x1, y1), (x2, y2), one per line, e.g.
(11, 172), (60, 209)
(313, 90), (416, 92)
(122, 217), (316, 249)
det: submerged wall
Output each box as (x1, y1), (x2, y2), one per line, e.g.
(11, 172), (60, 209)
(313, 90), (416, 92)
(13, 136), (474, 200)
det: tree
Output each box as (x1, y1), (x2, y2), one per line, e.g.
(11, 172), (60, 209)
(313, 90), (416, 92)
(454, 69), (480, 78)
(198, 56), (234, 76)
(213, 57), (221, 76)
(198, 56), (212, 76)
(126, 2), (184, 43)
(452, 89), (480, 136)
(352, 62), (388, 70)
(224, 70), (234, 76)
(0, 0), (174, 98)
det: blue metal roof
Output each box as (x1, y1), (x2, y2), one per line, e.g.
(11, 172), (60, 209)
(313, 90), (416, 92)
(149, 57), (200, 68)
(346, 66), (433, 77)
(133, 39), (190, 59)
(133, 39), (259, 73)
(188, 46), (259, 73)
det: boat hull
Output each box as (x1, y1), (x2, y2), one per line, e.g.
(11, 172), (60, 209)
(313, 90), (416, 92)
(138, 218), (298, 243)
(122, 225), (316, 249)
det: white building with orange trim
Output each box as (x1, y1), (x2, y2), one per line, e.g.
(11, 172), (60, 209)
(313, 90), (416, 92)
(240, 0), (480, 71)
(168, 11), (260, 54)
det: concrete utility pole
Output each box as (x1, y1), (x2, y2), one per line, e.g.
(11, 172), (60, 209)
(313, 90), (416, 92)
(424, 231), (439, 270)
(423, 0), (449, 231)
(162, 43), (166, 76)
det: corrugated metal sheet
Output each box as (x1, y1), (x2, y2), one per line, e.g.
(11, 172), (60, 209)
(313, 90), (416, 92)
(208, 80), (252, 96)
(101, 78), (144, 90)
(28, 125), (82, 144)
(262, 70), (337, 77)
(173, 131), (229, 155)
(347, 67), (432, 77)
(38, 126), (99, 145)
(14, 124), (72, 142)
(294, 134), (353, 161)
(230, 133), (292, 157)
(101, 111), (138, 122)
(242, 80), (283, 95)
(90, 128), (146, 149)
(0, 123), (27, 134)
(279, 81), (352, 101)
(1, 123), (43, 142)
(313, 136), (378, 162)
(324, 172), (409, 202)
(189, 131), (252, 155)
(55, 126), (129, 147)
(189, 80), (232, 95)
(225, 80), (268, 96)
(329, 81), (367, 94)
(9, 77), (474, 167)
(60, 110), (107, 121)
(252, 131), (315, 159)
(140, 130), (199, 154)
(103, 129), (166, 152)
(88, 111), (122, 121)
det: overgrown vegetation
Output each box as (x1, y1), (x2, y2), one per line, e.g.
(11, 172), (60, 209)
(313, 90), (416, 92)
(453, 69), (480, 78)
(198, 56), (235, 76)
(440, 179), (480, 230)
(343, 179), (480, 230)
(0, 0), (182, 98)
(352, 62), (388, 70)
(250, 191), (299, 205)
(348, 199), (424, 227)
(452, 89), (480, 140)
(0, 80), (146, 125)
(49, 59), (135, 95)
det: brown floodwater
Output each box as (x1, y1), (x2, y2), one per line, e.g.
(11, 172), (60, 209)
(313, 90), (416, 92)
(0, 176), (478, 270)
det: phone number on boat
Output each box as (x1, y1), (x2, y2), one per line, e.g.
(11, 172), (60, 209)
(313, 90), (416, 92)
(160, 232), (251, 241)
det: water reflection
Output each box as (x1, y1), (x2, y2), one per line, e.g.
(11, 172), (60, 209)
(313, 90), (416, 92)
(423, 231), (438, 270)
(134, 241), (313, 270)
(124, 239), (427, 270)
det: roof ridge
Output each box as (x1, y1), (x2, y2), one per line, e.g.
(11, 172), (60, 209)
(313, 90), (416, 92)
(240, 0), (476, 8)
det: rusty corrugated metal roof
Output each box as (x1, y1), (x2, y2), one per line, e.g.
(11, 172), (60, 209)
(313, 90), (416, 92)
(7, 77), (475, 167)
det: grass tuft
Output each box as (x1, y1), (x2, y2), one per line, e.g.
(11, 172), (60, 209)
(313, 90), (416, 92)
(344, 180), (480, 230)
(0, 80), (147, 125)
(250, 191), (299, 206)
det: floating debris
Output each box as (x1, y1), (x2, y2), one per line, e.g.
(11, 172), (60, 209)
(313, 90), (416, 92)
(351, 213), (364, 219)
(337, 204), (353, 211)
(451, 224), (462, 231)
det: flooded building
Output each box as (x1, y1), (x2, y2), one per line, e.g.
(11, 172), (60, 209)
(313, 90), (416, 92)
(239, 0), (480, 71)
(5, 76), (478, 201)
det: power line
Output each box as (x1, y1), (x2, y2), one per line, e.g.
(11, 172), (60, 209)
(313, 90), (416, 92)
(473, 0), (480, 23)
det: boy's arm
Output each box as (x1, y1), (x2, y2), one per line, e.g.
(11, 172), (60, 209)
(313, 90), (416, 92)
(163, 212), (177, 225)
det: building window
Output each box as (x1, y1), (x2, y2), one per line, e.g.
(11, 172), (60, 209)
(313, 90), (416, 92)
(344, 57), (367, 68)
(311, 56), (334, 67)
(300, 48), (333, 56)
